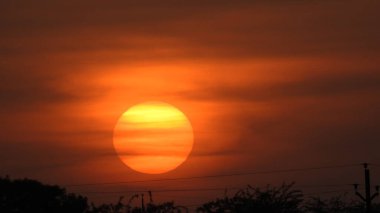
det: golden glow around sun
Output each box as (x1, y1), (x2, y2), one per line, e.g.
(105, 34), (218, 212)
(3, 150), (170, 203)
(113, 102), (194, 174)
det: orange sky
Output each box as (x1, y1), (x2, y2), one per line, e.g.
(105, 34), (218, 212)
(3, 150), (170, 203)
(1, 0), (380, 208)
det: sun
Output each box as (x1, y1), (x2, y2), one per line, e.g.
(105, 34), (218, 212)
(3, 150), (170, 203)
(113, 102), (194, 174)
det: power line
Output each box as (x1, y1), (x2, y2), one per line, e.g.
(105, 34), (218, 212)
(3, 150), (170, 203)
(182, 190), (352, 209)
(66, 163), (359, 187)
(298, 184), (353, 188)
(86, 190), (353, 204)
(67, 180), (356, 199)
(81, 187), (241, 194)
(77, 184), (353, 196)
(298, 190), (350, 196)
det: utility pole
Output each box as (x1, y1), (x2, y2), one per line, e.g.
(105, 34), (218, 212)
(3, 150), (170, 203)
(141, 193), (146, 213)
(354, 163), (379, 213)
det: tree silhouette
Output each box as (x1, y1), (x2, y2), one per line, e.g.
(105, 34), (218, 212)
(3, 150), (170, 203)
(0, 176), (88, 213)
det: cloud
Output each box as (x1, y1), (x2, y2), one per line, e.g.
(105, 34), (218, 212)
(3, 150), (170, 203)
(1, 0), (379, 61)
(179, 71), (380, 102)
(0, 134), (116, 175)
(0, 63), (109, 113)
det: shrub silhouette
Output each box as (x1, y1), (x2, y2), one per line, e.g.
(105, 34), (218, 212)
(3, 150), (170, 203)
(302, 195), (380, 213)
(197, 183), (303, 213)
(88, 194), (187, 213)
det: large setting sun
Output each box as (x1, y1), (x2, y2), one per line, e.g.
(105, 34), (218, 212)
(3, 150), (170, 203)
(113, 102), (194, 174)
